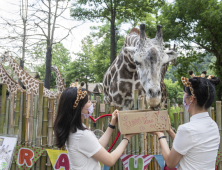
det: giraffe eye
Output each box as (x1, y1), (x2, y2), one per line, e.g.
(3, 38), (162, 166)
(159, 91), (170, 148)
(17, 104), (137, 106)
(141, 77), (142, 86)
(134, 61), (141, 66)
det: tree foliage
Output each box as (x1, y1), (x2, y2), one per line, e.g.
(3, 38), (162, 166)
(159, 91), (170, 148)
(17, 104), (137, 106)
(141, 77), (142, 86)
(158, 0), (222, 100)
(70, 0), (165, 64)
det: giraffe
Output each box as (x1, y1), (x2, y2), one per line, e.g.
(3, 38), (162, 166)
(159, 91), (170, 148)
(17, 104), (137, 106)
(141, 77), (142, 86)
(0, 53), (57, 98)
(51, 65), (66, 94)
(103, 24), (178, 110)
(0, 63), (24, 93)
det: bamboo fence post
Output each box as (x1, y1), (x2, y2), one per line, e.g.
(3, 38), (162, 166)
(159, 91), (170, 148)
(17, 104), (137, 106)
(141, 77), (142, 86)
(28, 92), (34, 146)
(216, 101), (222, 170)
(3, 98), (10, 134)
(53, 94), (60, 150)
(150, 135), (154, 170)
(18, 92), (23, 145)
(21, 91), (26, 144)
(154, 135), (157, 170)
(147, 133), (151, 170)
(166, 99), (170, 146)
(179, 112), (183, 125)
(96, 96), (101, 129)
(104, 104), (109, 132)
(183, 105), (189, 123)
(132, 90), (138, 156)
(109, 104), (114, 170)
(14, 89), (21, 136)
(211, 107), (215, 121)
(91, 100), (96, 131)
(207, 107), (212, 118)
(138, 97), (144, 155)
(25, 92), (31, 147)
(41, 96), (48, 170)
(0, 83), (6, 133)
(32, 95), (38, 147)
(173, 113), (179, 130)
(47, 98), (54, 170)
(36, 83), (44, 170)
(9, 92), (15, 135)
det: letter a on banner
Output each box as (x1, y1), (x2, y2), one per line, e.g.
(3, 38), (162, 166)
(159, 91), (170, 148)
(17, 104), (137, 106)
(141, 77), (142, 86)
(17, 148), (34, 167)
(54, 153), (70, 170)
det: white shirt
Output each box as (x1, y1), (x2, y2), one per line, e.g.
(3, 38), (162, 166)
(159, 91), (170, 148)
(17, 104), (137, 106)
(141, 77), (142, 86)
(65, 126), (102, 170)
(173, 112), (220, 170)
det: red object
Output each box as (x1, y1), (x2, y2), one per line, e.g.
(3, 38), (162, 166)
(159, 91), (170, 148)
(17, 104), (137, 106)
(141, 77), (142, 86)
(89, 114), (120, 152)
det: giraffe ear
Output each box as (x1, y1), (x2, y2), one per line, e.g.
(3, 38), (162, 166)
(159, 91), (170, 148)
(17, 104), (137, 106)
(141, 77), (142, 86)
(125, 47), (136, 56)
(163, 50), (178, 63)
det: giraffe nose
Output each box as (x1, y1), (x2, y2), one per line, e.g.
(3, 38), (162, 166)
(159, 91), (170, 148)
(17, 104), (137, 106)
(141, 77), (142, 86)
(148, 88), (161, 97)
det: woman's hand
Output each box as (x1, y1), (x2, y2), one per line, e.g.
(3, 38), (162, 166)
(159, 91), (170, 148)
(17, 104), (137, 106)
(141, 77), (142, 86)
(110, 109), (119, 126)
(148, 131), (165, 138)
(123, 133), (138, 140)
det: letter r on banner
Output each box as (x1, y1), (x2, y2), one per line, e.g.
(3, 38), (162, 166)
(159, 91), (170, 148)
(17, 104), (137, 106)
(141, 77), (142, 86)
(54, 153), (70, 170)
(17, 148), (34, 167)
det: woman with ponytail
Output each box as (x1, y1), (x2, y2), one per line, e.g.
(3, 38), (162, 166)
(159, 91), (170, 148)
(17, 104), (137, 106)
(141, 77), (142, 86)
(53, 81), (136, 170)
(150, 71), (220, 170)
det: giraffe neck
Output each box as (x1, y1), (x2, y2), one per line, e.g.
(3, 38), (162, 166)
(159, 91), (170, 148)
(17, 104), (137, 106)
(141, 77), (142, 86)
(9, 56), (40, 88)
(54, 68), (66, 93)
(0, 64), (23, 92)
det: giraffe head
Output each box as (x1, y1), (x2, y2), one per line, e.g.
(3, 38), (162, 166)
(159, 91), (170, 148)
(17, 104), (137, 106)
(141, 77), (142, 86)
(125, 24), (178, 107)
(51, 64), (58, 72)
(0, 52), (10, 63)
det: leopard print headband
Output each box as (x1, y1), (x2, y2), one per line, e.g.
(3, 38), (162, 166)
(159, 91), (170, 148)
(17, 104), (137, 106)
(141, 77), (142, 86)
(181, 71), (214, 98)
(70, 80), (87, 109)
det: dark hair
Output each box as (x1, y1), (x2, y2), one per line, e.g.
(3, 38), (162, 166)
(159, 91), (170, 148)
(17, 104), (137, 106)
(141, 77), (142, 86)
(53, 87), (88, 148)
(183, 77), (220, 109)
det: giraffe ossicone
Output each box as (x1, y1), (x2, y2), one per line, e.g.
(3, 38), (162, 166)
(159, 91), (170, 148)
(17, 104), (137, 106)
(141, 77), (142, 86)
(103, 24), (178, 110)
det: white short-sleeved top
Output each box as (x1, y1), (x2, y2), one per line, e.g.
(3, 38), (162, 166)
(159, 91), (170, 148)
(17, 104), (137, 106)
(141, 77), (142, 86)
(173, 112), (220, 170)
(65, 125), (102, 170)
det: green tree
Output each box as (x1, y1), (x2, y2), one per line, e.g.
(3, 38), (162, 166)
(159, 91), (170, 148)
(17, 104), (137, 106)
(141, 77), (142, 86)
(29, 43), (71, 89)
(90, 22), (125, 82)
(65, 36), (95, 89)
(70, 0), (165, 64)
(158, 0), (222, 100)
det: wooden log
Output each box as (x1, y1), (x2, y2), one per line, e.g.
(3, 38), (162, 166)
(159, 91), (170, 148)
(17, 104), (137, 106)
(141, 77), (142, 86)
(3, 98), (10, 134)
(21, 91), (26, 144)
(154, 135), (157, 170)
(148, 134), (151, 170)
(47, 98), (54, 170)
(41, 96), (48, 170)
(36, 83), (44, 170)
(0, 84), (7, 133)
(216, 101), (222, 170)
(9, 93), (15, 135)
(173, 112), (179, 130)
(25, 92), (31, 147)
(28, 92), (34, 146)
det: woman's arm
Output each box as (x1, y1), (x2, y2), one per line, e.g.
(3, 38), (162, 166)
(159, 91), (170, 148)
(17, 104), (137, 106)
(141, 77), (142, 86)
(166, 117), (176, 141)
(98, 110), (118, 148)
(93, 134), (134, 167)
(156, 132), (182, 169)
(98, 125), (114, 148)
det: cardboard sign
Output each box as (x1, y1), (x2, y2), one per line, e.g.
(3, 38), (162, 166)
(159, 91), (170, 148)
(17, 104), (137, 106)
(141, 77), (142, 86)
(118, 110), (169, 134)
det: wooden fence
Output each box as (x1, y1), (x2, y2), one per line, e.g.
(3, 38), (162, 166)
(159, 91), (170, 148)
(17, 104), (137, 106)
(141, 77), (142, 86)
(0, 83), (222, 170)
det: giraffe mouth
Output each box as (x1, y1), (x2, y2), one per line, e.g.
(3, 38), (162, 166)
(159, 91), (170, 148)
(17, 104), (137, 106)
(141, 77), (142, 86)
(146, 97), (161, 107)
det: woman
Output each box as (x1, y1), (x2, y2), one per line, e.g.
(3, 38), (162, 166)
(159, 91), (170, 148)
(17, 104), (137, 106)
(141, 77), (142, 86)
(152, 72), (220, 170)
(53, 82), (136, 170)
